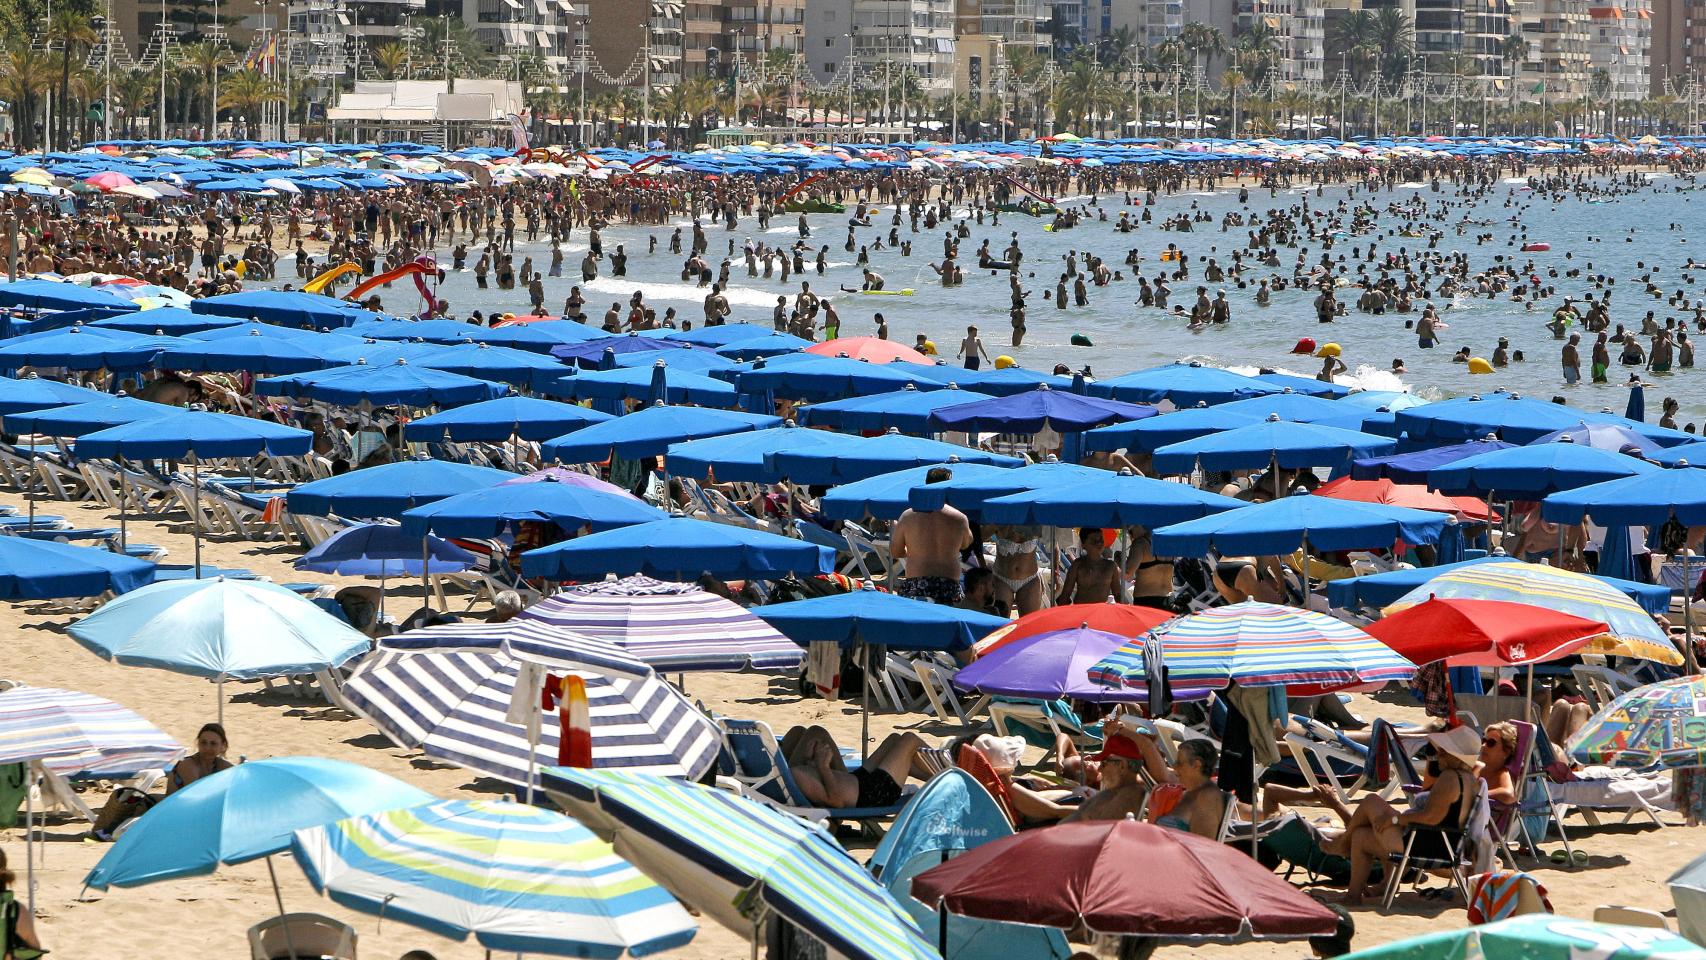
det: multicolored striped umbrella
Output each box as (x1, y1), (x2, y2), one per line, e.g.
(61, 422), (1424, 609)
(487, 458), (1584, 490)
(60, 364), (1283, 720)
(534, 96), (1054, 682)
(1087, 601), (1416, 691)
(542, 769), (936, 960)
(1568, 675), (1706, 770)
(341, 649), (720, 786)
(519, 576), (801, 673)
(293, 798), (696, 958)
(1384, 559), (1675, 661)
(0, 686), (182, 779)
(380, 619), (654, 679)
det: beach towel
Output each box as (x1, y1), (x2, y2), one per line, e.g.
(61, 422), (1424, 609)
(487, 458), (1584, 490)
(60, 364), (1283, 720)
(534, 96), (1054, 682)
(1467, 870), (1552, 924)
(806, 640), (841, 700)
(1146, 783), (1185, 824)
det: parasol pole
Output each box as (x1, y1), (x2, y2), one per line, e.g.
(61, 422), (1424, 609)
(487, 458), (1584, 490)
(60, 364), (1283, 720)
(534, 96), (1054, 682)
(1681, 508), (1698, 674)
(265, 856), (302, 960)
(117, 454), (128, 551)
(192, 457), (203, 578)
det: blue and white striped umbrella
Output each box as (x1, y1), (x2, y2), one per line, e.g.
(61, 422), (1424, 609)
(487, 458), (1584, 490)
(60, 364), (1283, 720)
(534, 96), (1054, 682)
(380, 620), (654, 679)
(518, 576), (801, 673)
(0, 686), (182, 779)
(543, 769), (936, 960)
(292, 798), (696, 958)
(341, 649), (719, 786)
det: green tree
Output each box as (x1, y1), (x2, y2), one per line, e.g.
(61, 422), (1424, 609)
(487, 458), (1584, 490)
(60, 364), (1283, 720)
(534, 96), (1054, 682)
(49, 8), (99, 149)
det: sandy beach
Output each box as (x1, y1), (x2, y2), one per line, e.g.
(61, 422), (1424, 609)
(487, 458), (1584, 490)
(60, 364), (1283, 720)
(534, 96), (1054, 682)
(3, 488), (1696, 960)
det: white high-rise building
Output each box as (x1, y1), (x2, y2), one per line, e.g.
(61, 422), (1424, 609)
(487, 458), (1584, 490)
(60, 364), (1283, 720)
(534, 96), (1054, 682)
(804, 0), (958, 98)
(1589, 0), (1653, 99)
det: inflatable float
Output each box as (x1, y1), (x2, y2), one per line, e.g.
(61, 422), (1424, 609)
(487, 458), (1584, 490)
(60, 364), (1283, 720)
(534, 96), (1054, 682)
(303, 261), (361, 295)
(345, 255), (442, 317)
(860, 289), (915, 296)
(1521, 242), (1551, 252)
(784, 199), (844, 214)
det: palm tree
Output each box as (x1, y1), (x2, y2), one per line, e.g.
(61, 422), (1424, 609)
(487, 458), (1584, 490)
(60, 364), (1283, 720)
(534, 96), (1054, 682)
(1500, 33), (1529, 112)
(408, 15), (493, 77)
(1372, 8), (1414, 84)
(1179, 22), (1225, 76)
(217, 68), (281, 125)
(1222, 67), (1246, 137)
(371, 42), (410, 81)
(1235, 22), (1280, 85)
(1330, 10), (1378, 84)
(179, 41), (233, 132)
(114, 67), (156, 139)
(0, 45), (53, 150)
(48, 10), (99, 150)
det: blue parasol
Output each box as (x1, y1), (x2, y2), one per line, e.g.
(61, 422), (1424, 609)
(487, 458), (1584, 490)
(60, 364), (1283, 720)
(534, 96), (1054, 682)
(399, 477), (665, 538)
(764, 431), (1023, 485)
(798, 384), (997, 434)
(1088, 361), (1278, 406)
(928, 385), (1155, 434)
(402, 396), (611, 442)
(519, 515), (834, 581)
(1151, 493), (1448, 557)
(287, 458), (515, 518)
(256, 359), (510, 407)
(666, 423), (844, 483)
(1349, 437), (1516, 483)
(541, 404), (780, 464)
(980, 470), (1246, 527)
(1151, 416), (1396, 474)
(1427, 439), (1658, 497)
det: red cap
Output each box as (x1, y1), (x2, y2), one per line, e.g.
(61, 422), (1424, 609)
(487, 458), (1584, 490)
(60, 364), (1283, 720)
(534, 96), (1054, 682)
(1291, 337), (1318, 355)
(1092, 734), (1146, 764)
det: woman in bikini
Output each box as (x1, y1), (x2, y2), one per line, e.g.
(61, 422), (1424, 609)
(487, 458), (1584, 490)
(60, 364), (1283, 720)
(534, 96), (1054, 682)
(1211, 555), (1288, 605)
(167, 723), (233, 795)
(1124, 527), (1176, 611)
(989, 524), (1045, 617)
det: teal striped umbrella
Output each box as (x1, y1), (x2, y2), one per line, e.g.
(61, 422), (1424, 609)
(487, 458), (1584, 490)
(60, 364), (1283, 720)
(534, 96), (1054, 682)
(542, 768), (936, 960)
(291, 798), (696, 958)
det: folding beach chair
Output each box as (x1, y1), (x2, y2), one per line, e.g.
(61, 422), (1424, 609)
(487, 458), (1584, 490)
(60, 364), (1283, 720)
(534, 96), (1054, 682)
(717, 717), (914, 833)
(1381, 778), (1491, 911)
(248, 913), (358, 960)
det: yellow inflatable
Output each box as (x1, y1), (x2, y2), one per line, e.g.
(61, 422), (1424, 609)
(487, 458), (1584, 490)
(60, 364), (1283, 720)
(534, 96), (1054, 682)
(861, 289), (915, 296)
(1467, 357), (1494, 374)
(1160, 250), (1181, 262)
(1315, 343), (1342, 358)
(303, 261), (362, 295)
(921, 340), (938, 356)
(995, 355), (1017, 369)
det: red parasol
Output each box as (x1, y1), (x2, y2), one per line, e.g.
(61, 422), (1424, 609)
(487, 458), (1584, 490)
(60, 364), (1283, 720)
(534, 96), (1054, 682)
(910, 819), (1339, 940)
(1364, 597), (1609, 667)
(492, 314), (567, 328)
(1315, 476), (1499, 522)
(976, 602), (1174, 656)
(804, 336), (929, 364)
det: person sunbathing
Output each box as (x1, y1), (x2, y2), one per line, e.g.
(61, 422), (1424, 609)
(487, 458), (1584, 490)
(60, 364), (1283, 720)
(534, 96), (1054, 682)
(1150, 739), (1236, 840)
(781, 725), (928, 810)
(168, 722), (233, 795)
(1064, 735), (1154, 823)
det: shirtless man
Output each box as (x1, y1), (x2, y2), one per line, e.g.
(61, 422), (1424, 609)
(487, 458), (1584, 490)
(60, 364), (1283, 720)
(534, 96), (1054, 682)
(1056, 527), (1125, 605)
(781, 725), (927, 810)
(890, 467), (973, 605)
(1063, 734), (1155, 823)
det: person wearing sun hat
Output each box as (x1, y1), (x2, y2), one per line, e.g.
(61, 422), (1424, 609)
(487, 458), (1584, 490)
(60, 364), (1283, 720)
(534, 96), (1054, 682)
(1306, 723), (1484, 905)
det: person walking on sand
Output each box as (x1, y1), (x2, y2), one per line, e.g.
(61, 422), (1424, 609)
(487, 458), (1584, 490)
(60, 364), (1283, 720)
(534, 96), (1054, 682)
(958, 325), (992, 371)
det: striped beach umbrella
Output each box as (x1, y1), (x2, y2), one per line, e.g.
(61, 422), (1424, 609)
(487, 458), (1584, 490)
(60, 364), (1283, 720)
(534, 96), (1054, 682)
(518, 576), (802, 673)
(292, 798), (696, 958)
(543, 769), (937, 960)
(1088, 600), (1416, 691)
(0, 686), (182, 778)
(380, 619), (654, 679)
(1383, 559), (1673, 658)
(341, 649), (720, 786)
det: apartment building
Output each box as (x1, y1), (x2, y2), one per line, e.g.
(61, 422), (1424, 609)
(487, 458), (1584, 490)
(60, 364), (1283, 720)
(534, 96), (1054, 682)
(1514, 0), (1593, 96)
(1588, 0), (1652, 98)
(1108, 0), (1184, 50)
(803, 0), (958, 97)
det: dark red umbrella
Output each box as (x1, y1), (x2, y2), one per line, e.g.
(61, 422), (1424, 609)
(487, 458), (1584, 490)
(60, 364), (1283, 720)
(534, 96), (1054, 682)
(1364, 597), (1609, 667)
(909, 819), (1338, 940)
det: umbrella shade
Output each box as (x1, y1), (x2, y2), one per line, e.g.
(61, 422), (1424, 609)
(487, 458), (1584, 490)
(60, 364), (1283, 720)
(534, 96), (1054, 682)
(1395, 395), (1688, 446)
(1541, 466), (1706, 526)
(156, 328), (338, 374)
(520, 516), (833, 582)
(1568, 675), (1706, 769)
(910, 819), (1338, 939)
(754, 589), (1006, 654)
(287, 459), (515, 518)
(1088, 362), (1279, 406)
(714, 333), (816, 361)
(929, 387), (1156, 434)
(257, 360), (510, 407)
(1251, 373), (1350, 398)
(550, 334), (699, 369)
(415, 342), (571, 392)
(542, 769), (938, 960)
(1335, 914), (1706, 960)
(907, 459), (1114, 513)
(1363, 597), (1608, 667)
(3, 395), (175, 437)
(764, 431), (1024, 485)
(497, 467), (638, 500)
(893, 361), (1074, 397)
(1325, 555), (1671, 615)
(554, 365), (739, 407)
(797, 385), (998, 434)
(190, 290), (363, 328)
(0, 375), (106, 415)
(736, 354), (938, 402)
(0, 278), (141, 313)
(399, 479), (665, 538)
(0, 536), (154, 599)
(403, 396), (612, 442)
(660, 323), (776, 347)
(1151, 495), (1448, 558)
(341, 649), (721, 785)
(379, 619), (654, 680)
(295, 523), (479, 578)
(542, 405), (781, 464)
(820, 462), (1016, 521)
(806, 337), (929, 364)
(74, 409), (313, 460)
(1428, 441), (1658, 497)
(1152, 418), (1396, 474)
(67, 577), (371, 680)
(953, 627), (1150, 702)
(1384, 560), (1674, 657)
(1314, 476), (1498, 521)
(1088, 600), (1416, 691)
(1651, 441), (1706, 467)
(1084, 406), (1264, 453)
(84, 757), (434, 889)
(292, 799), (697, 958)
(0, 328), (179, 370)
(1533, 422), (1668, 454)
(977, 603), (1174, 655)
(519, 576), (801, 672)
(91, 307), (243, 335)
(0, 686), (182, 779)
(665, 424), (844, 483)
(980, 471), (1246, 527)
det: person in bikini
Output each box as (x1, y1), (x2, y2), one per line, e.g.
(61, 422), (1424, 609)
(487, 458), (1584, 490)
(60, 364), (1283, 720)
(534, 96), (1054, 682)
(988, 523), (1045, 616)
(782, 726), (928, 810)
(1124, 527), (1176, 611)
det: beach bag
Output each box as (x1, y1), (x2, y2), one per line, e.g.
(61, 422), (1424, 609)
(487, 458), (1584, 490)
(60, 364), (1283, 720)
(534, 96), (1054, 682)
(0, 764), (25, 830)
